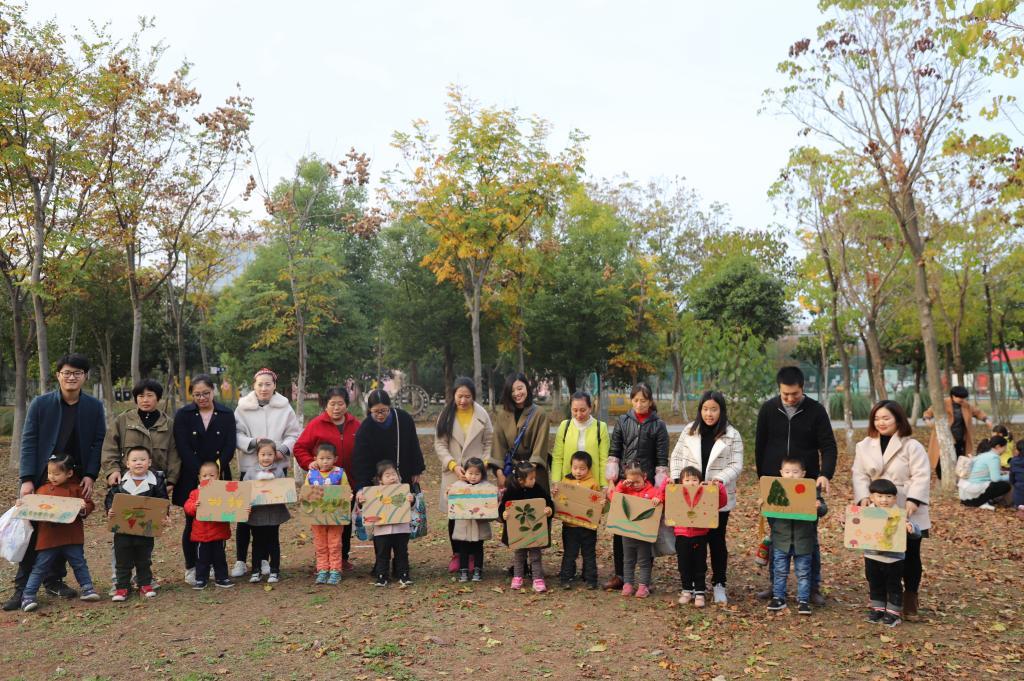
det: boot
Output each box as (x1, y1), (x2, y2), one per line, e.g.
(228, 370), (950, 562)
(2, 589), (24, 612)
(903, 591), (919, 620)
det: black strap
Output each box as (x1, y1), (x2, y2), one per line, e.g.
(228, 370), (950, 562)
(562, 420), (601, 447)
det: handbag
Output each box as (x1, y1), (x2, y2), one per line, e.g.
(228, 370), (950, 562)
(503, 407), (536, 477)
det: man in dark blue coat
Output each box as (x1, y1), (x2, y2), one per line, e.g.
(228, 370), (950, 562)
(3, 354), (107, 611)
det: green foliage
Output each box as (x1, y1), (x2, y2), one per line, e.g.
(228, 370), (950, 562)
(689, 256), (791, 341)
(766, 479), (789, 506)
(829, 391), (873, 420)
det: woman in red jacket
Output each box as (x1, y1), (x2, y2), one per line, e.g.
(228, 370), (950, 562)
(293, 387), (361, 570)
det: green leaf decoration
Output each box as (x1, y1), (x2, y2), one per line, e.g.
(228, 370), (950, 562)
(532, 522), (542, 531)
(633, 507), (655, 522)
(620, 495), (629, 516)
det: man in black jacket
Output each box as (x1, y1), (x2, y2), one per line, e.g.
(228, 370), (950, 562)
(754, 366), (837, 605)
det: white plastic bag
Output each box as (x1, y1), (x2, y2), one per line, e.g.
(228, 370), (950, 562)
(0, 506), (33, 564)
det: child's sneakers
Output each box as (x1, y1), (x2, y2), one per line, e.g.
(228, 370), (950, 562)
(140, 585), (157, 598)
(713, 583), (728, 604)
(261, 560), (271, 576)
(621, 583), (634, 597)
(399, 575), (414, 587)
(866, 609), (884, 624)
(20, 598), (38, 612)
(267, 573), (280, 584)
(635, 584), (650, 599)
(249, 573), (263, 584)
(678, 591), (693, 605)
(79, 587), (100, 602)
(510, 577), (524, 591)
(193, 581), (207, 590)
(471, 568), (483, 582)
(882, 612), (902, 627)
(315, 570), (328, 585)
(374, 574), (388, 588)
(184, 568), (197, 586)
(533, 579), (547, 593)
(767, 597), (787, 612)
(458, 569), (470, 583)
(327, 570), (341, 585)
(797, 601), (811, 615)
(229, 560), (248, 577)
(214, 579), (234, 588)
(111, 589), (129, 602)
(693, 593), (706, 608)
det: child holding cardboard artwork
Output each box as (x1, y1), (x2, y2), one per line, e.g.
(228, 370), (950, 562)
(766, 457), (827, 615)
(304, 443), (346, 585)
(450, 457), (491, 583)
(356, 460), (415, 587)
(19, 454), (100, 612)
(609, 461), (664, 598)
(551, 451), (602, 590)
(862, 478), (921, 627)
(674, 466), (727, 608)
(104, 446), (170, 601)
(500, 461), (554, 593)
(183, 461), (235, 590)
(247, 439), (291, 584)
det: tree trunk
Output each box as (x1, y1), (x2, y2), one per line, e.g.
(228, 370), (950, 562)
(566, 374), (578, 394)
(68, 307), (78, 354)
(983, 279), (1000, 416)
(864, 317), (888, 400)
(98, 330), (115, 416)
(910, 360), (923, 424)
(468, 282), (483, 390)
(943, 345), (953, 391)
(442, 341), (455, 401)
(290, 275), (307, 428)
(6, 291), (29, 469)
(862, 333), (876, 403)
(819, 332), (830, 417)
(998, 332), (1023, 401)
(516, 337), (525, 374)
(670, 349), (682, 415)
(30, 214), (50, 394)
(128, 276), (143, 385)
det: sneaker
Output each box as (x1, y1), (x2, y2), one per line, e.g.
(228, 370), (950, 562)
(635, 584), (650, 599)
(327, 570), (341, 585)
(229, 561), (248, 577)
(756, 587), (772, 601)
(866, 609), (884, 624)
(797, 601), (811, 615)
(560, 581), (573, 590)
(882, 613), (902, 627)
(315, 570), (328, 585)
(111, 589), (129, 602)
(342, 559), (356, 572)
(108, 585), (119, 597)
(249, 573), (262, 583)
(140, 585), (157, 598)
(533, 579), (547, 594)
(45, 582), (78, 599)
(979, 503), (996, 511)
(268, 573), (280, 584)
(79, 587), (100, 601)
(713, 583), (728, 604)
(694, 593), (706, 608)
(622, 583), (634, 597)
(184, 568), (197, 586)
(471, 568), (483, 582)
(810, 589), (827, 606)
(214, 579), (234, 588)
(21, 598), (38, 612)
(678, 591), (693, 605)
(193, 582), (207, 590)
(374, 575), (388, 587)
(399, 575), (414, 587)
(767, 597), (787, 612)
(261, 560), (271, 575)
(510, 577), (524, 590)
(458, 569), (470, 583)
(2, 590), (24, 612)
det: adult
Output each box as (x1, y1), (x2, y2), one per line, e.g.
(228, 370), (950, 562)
(958, 437), (1011, 510)
(231, 368), (302, 578)
(490, 372), (550, 491)
(351, 389), (425, 491)
(668, 390), (743, 604)
(173, 374), (237, 585)
(434, 377), (493, 572)
(923, 385), (990, 476)
(852, 400), (931, 619)
(294, 387), (361, 570)
(4, 354), (106, 611)
(603, 382), (669, 591)
(550, 391), (610, 488)
(754, 366), (837, 605)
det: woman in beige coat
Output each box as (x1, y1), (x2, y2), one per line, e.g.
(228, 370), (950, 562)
(852, 400), (931, 619)
(435, 378), (493, 572)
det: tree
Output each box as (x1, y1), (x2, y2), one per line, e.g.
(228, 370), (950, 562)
(389, 87), (585, 389)
(689, 255), (791, 340)
(767, 479), (790, 506)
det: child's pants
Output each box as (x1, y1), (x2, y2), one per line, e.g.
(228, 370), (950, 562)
(513, 548), (544, 580)
(114, 534), (154, 590)
(772, 545), (812, 603)
(182, 515), (197, 570)
(251, 525), (282, 573)
(24, 544), (93, 599)
(560, 525), (598, 586)
(312, 525), (342, 572)
(675, 535), (708, 594)
(458, 540), (483, 571)
(373, 533), (410, 579)
(235, 521), (251, 563)
(195, 540), (228, 584)
(621, 537), (653, 586)
(866, 557), (904, 615)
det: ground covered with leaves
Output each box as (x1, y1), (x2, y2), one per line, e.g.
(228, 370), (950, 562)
(0, 433), (1020, 681)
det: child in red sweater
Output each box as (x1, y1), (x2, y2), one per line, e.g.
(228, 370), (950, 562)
(609, 461), (664, 598)
(184, 461), (236, 589)
(674, 466), (727, 608)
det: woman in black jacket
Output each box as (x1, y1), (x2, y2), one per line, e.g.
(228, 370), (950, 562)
(604, 382), (669, 590)
(172, 374), (237, 584)
(351, 390), (426, 491)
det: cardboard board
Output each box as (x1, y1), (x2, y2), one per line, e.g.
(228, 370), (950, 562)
(360, 484), (412, 526)
(505, 498), (550, 549)
(14, 494), (84, 524)
(758, 476), (818, 521)
(447, 482), (499, 520)
(250, 478), (297, 506)
(664, 483), (719, 529)
(606, 493), (663, 542)
(298, 484), (353, 525)
(196, 480), (252, 523)
(553, 483), (605, 530)
(844, 505), (908, 553)
(107, 494), (170, 537)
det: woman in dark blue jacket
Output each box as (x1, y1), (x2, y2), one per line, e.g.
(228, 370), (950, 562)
(172, 374), (237, 584)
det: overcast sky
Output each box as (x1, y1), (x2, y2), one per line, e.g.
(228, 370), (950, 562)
(29, 1), (1012, 236)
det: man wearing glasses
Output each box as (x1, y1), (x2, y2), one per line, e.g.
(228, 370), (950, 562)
(3, 353), (107, 611)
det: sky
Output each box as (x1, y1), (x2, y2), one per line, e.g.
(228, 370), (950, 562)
(24, 1), (971, 236)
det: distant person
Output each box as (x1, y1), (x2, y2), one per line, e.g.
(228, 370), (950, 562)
(1009, 441), (1024, 516)
(923, 386), (990, 477)
(958, 437), (1010, 510)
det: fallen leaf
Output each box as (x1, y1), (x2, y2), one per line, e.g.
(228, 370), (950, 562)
(991, 623), (1007, 632)
(588, 643), (607, 653)
(486, 638), (502, 647)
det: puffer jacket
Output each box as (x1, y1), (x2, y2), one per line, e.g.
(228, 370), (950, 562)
(609, 410), (669, 481)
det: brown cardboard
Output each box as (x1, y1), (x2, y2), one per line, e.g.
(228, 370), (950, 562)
(107, 494), (170, 537)
(196, 480), (252, 523)
(360, 484), (412, 526)
(605, 493), (663, 542)
(504, 498), (550, 549)
(553, 482), (605, 530)
(14, 494), (84, 524)
(758, 476), (818, 521)
(250, 478), (297, 505)
(664, 483), (719, 529)
(447, 482), (499, 520)
(844, 505), (908, 553)
(297, 483), (353, 525)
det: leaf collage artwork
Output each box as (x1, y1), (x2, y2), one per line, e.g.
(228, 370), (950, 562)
(664, 483), (719, 529)
(447, 482), (499, 520)
(606, 494), (662, 541)
(107, 494), (170, 537)
(197, 480), (252, 523)
(13, 495), (85, 524)
(360, 484), (412, 526)
(553, 483), (605, 530)
(298, 484), (353, 526)
(506, 498), (549, 549)
(758, 476), (817, 521)
(844, 505), (908, 553)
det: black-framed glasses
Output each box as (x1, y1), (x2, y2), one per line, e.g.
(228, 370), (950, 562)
(58, 370), (86, 378)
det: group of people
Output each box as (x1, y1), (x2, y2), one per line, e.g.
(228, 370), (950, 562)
(5, 355), (1004, 628)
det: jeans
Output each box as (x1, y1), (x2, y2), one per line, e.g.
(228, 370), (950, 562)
(196, 540), (228, 584)
(772, 546), (812, 603)
(866, 558), (904, 614)
(767, 528), (821, 591)
(251, 525), (281, 573)
(24, 544), (93, 600)
(675, 535), (708, 594)
(621, 537), (653, 587)
(459, 540), (483, 572)
(560, 525), (598, 586)
(373, 533), (410, 580)
(113, 534), (154, 590)
(13, 522), (68, 591)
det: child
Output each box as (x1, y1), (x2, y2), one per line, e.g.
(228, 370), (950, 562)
(19, 454), (99, 611)
(766, 457), (827, 615)
(674, 466), (727, 608)
(247, 439), (291, 584)
(104, 446), (170, 601)
(862, 478), (922, 627)
(1009, 440), (1024, 517)
(993, 425), (1014, 468)
(449, 457), (491, 583)
(551, 451), (601, 590)
(609, 461), (664, 598)
(357, 460), (415, 587)
(183, 461), (235, 589)
(304, 443), (346, 585)
(500, 461), (554, 593)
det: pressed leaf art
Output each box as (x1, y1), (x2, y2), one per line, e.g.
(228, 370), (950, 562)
(298, 483), (353, 525)
(360, 484), (412, 526)
(447, 481), (499, 520)
(758, 476), (817, 521)
(664, 483), (719, 529)
(197, 480), (252, 523)
(553, 482), (605, 530)
(250, 478), (297, 506)
(505, 498), (549, 549)
(107, 494), (170, 537)
(605, 493), (662, 541)
(844, 505), (907, 553)
(13, 494), (84, 524)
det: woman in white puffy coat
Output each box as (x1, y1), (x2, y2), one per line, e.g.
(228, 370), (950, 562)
(668, 391), (743, 604)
